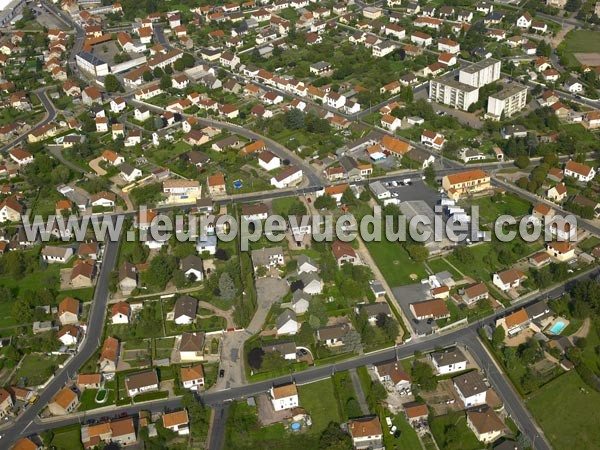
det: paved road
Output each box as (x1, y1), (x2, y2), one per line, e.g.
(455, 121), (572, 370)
(208, 403), (229, 450)
(0, 231), (121, 448)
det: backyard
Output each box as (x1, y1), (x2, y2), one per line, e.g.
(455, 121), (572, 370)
(364, 240), (427, 287)
(429, 412), (481, 450)
(297, 378), (343, 435)
(12, 353), (68, 387)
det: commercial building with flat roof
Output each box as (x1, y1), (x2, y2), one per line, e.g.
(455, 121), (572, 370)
(486, 83), (528, 120)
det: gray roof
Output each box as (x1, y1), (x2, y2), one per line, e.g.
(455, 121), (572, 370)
(120, 163), (138, 176)
(77, 50), (106, 66)
(181, 255), (204, 273)
(298, 271), (321, 286)
(292, 290), (311, 304)
(361, 302), (391, 317)
(275, 309), (296, 330)
(174, 295), (198, 320)
(261, 341), (297, 356)
(316, 323), (349, 341)
(431, 347), (467, 366)
(369, 181), (389, 197)
(297, 254), (317, 270)
(453, 371), (488, 397)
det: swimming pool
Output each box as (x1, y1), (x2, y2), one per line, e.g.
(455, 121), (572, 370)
(550, 321), (566, 335)
(290, 422), (302, 431)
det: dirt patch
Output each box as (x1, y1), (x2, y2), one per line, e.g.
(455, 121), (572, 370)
(256, 393), (292, 426)
(573, 52), (600, 66)
(418, 379), (463, 416)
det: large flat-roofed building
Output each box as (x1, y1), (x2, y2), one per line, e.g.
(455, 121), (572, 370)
(459, 58), (501, 88)
(76, 51), (110, 77)
(429, 75), (479, 111)
(486, 83), (528, 120)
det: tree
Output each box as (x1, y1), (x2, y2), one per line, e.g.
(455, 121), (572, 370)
(285, 108), (304, 129)
(218, 272), (237, 300)
(515, 155), (530, 169)
(492, 325), (506, 349)
(411, 360), (437, 391)
(143, 70), (154, 82)
(160, 75), (172, 90)
(424, 164), (435, 185)
(406, 243), (429, 262)
(343, 328), (363, 353)
(104, 74), (122, 93)
(146, 253), (176, 290)
(319, 422), (352, 450)
(247, 347), (264, 370)
(314, 194), (337, 210)
(341, 188), (355, 206)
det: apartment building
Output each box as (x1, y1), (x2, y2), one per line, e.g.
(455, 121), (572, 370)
(459, 58), (501, 88)
(486, 83), (528, 120)
(429, 75), (479, 111)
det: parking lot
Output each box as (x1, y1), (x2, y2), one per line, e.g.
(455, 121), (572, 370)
(391, 283), (435, 335)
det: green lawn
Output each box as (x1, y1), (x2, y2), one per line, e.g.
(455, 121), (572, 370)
(578, 236), (600, 253)
(466, 193), (531, 224)
(527, 371), (600, 450)
(430, 412), (481, 450)
(51, 426), (83, 450)
(364, 240), (427, 287)
(297, 378), (342, 434)
(427, 258), (462, 279)
(12, 354), (67, 387)
(79, 388), (116, 411)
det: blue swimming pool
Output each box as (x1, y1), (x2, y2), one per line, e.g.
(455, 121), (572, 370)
(550, 321), (566, 334)
(233, 180), (243, 189)
(290, 422), (301, 431)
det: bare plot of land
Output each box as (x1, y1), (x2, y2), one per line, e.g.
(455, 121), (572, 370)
(574, 53), (600, 66)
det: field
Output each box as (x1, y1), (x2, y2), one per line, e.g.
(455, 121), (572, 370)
(561, 30), (600, 66)
(297, 378), (342, 434)
(364, 240), (427, 287)
(527, 371), (600, 449)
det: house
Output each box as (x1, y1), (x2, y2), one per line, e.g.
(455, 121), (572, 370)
(517, 11), (532, 28)
(111, 301), (131, 325)
(271, 166), (303, 188)
(58, 297), (79, 325)
(0, 198), (23, 223)
(118, 262), (137, 295)
(261, 341), (296, 363)
(404, 402), (429, 427)
(421, 130), (446, 150)
(360, 302), (392, 325)
(173, 296), (198, 325)
(119, 163), (142, 183)
(180, 365), (205, 390)
(546, 183), (567, 202)
(269, 383), (299, 411)
(461, 283), (488, 307)
(41, 245), (73, 263)
(77, 373), (102, 390)
(207, 173), (226, 196)
(466, 406), (505, 443)
(241, 204), (268, 221)
(531, 202), (554, 224)
(251, 246), (284, 272)
(291, 290), (310, 315)
(370, 181), (391, 200)
(100, 336), (119, 374)
(498, 308), (530, 336)
(163, 410), (189, 435)
(316, 322), (349, 346)
(453, 371), (487, 407)
(56, 325), (80, 346)
(125, 370), (159, 396)
(493, 269), (526, 292)
(258, 151), (281, 171)
(179, 332), (205, 361)
(381, 114), (401, 132)
(48, 387), (79, 415)
(299, 272), (323, 295)
(181, 255), (204, 281)
(348, 416), (383, 450)
(276, 310), (298, 335)
(410, 298), (449, 321)
(0, 388), (13, 419)
(332, 240), (359, 267)
(442, 170), (491, 200)
(82, 86), (102, 105)
(546, 241), (575, 262)
(405, 148), (435, 169)
(564, 160), (596, 183)
(8, 147), (33, 166)
(102, 150), (125, 166)
(374, 360), (412, 393)
(430, 347), (467, 375)
(297, 255), (318, 275)
(529, 251), (552, 268)
(91, 191), (116, 209)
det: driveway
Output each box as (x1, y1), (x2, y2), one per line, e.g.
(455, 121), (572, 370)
(247, 277), (289, 334)
(89, 156), (107, 176)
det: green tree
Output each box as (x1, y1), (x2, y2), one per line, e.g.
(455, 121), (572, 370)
(515, 155), (530, 169)
(411, 360), (438, 391)
(314, 194), (337, 210)
(424, 164), (435, 185)
(341, 188), (355, 206)
(104, 74), (122, 92)
(492, 325), (506, 349)
(160, 75), (172, 90)
(146, 253), (176, 290)
(406, 243), (429, 262)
